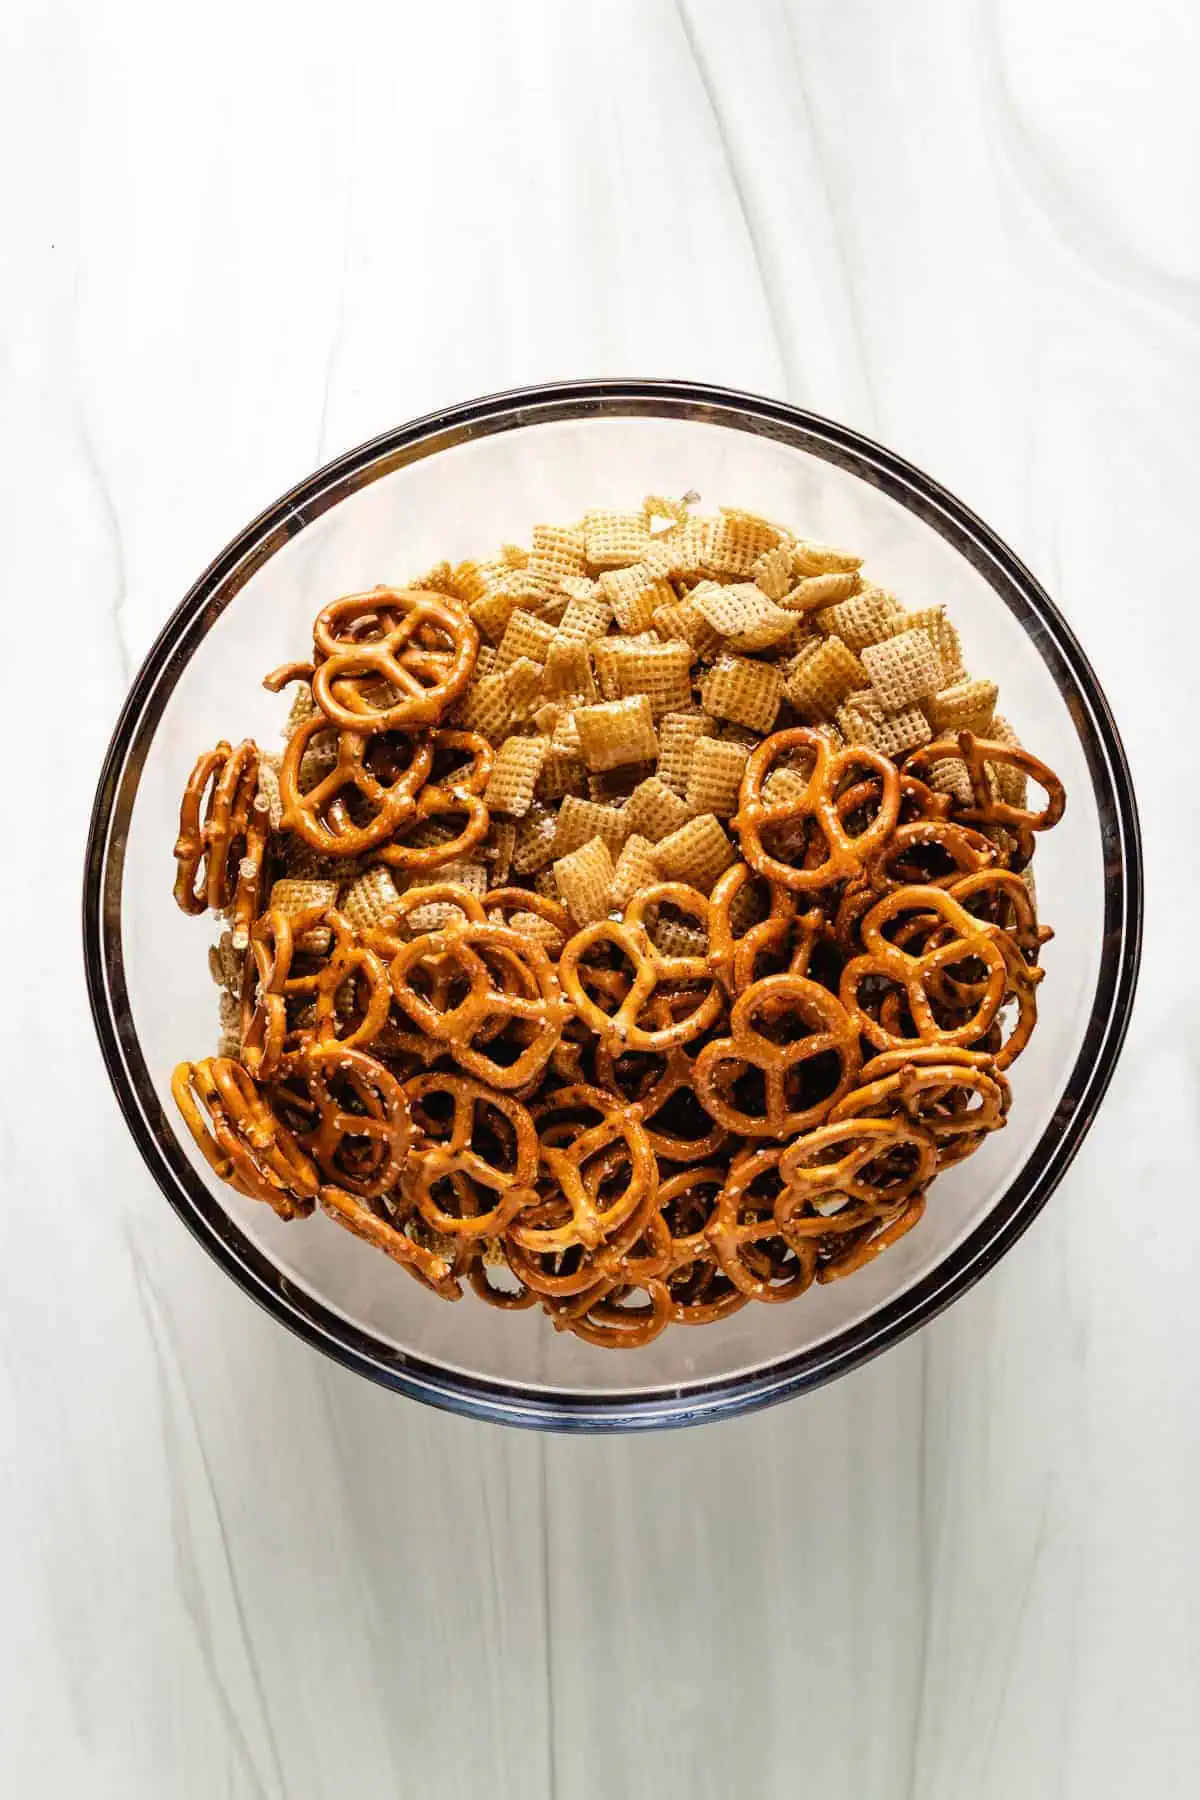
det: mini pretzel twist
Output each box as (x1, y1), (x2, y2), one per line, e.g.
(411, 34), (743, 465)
(276, 1040), (416, 1201)
(279, 712), (434, 856)
(705, 1146), (816, 1303)
(311, 587), (479, 732)
(402, 1073), (539, 1238)
(559, 883), (724, 1052)
(693, 973), (861, 1139)
(174, 739), (261, 916)
(777, 1117), (937, 1227)
(508, 1085), (658, 1255)
(839, 884), (1009, 1054)
(171, 1056), (318, 1219)
(733, 726), (901, 892)
(831, 1046), (1010, 1168)
(904, 731), (1066, 867)
(387, 919), (568, 1090)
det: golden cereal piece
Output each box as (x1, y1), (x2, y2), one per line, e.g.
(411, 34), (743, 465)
(622, 776), (694, 844)
(815, 588), (901, 651)
(554, 835), (616, 925)
(927, 678), (999, 736)
(700, 655), (784, 734)
(598, 564), (675, 633)
(552, 793), (628, 858)
(338, 866), (403, 935)
(528, 523), (588, 582)
(791, 539), (863, 577)
(860, 629), (943, 711)
(494, 609), (556, 673)
(583, 510), (651, 571)
(574, 695), (660, 772)
(609, 834), (663, 908)
(691, 581), (795, 652)
(654, 812), (736, 893)
(656, 710), (715, 795)
(483, 735), (550, 816)
(685, 736), (750, 819)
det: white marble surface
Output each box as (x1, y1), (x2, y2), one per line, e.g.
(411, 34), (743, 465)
(1, 0), (1195, 1792)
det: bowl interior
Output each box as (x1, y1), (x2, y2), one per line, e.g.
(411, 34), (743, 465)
(109, 402), (1113, 1408)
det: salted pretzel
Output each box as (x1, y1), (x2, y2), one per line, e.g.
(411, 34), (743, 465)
(279, 712), (433, 856)
(377, 786), (491, 873)
(705, 1146), (817, 1303)
(316, 1183), (461, 1298)
(559, 883), (724, 1052)
(310, 588), (479, 732)
(655, 1166), (747, 1324)
(542, 1278), (674, 1349)
(274, 1041), (415, 1201)
(831, 1046), (1010, 1168)
(508, 1085), (658, 1255)
(174, 739), (262, 916)
(839, 884), (1008, 1054)
(904, 732), (1066, 867)
(734, 727), (902, 892)
(387, 919), (568, 1090)
(482, 887), (571, 946)
(593, 1002), (728, 1163)
(402, 1073), (539, 1238)
(707, 861), (826, 997)
(816, 1196), (928, 1283)
(693, 973), (861, 1139)
(172, 1056), (318, 1219)
(777, 1117), (937, 1224)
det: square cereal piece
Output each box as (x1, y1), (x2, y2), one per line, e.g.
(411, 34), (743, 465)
(778, 571), (861, 613)
(706, 510), (782, 578)
(888, 606), (964, 682)
(791, 539), (863, 577)
(685, 736), (750, 818)
(558, 574), (601, 602)
(554, 836), (616, 926)
(783, 635), (867, 720)
(611, 638), (695, 718)
(701, 655), (784, 734)
(550, 710), (583, 757)
(598, 564), (674, 633)
(512, 806), (560, 875)
(654, 812), (736, 893)
(554, 593), (613, 647)
(868, 704), (932, 759)
(338, 866), (403, 935)
(649, 915), (708, 958)
(542, 640), (597, 703)
(835, 690), (885, 748)
(926, 756), (974, 807)
(861, 629), (943, 711)
(483, 734), (549, 815)
(406, 862), (488, 932)
(815, 588), (901, 651)
(752, 542), (794, 601)
(610, 834), (662, 908)
(691, 580), (795, 651)
(623, 776), (694, 844)
(483, 818), (516, 884)
(283, 683), (319, 739)
(552, 793), (628, 858)
(536, 743), (588, 801)
(583, 511), (651, 571)
(643, 516), (712, 580)
(927, 678), (998, 736)
(494, 609), (556, 673)
(656, 710), (715, 795)
(574, 695), (659, 772)
(528, 523), (588, 582)
(503, 657), (545, 723)
(988, 715), (1028, 807)
(650, 597), (723, 659)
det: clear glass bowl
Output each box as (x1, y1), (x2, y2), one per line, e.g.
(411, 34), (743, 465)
(84, 381), (1142, 1430)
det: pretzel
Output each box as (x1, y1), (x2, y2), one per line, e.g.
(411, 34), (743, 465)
(735, 727), (901, 892)
(559, 883), (723, 1052)
(271, 1040), (416, 1205)
(593, 995), (728, 1162)
(816, 1196), (927, 1282)
(402, 1074), (539, 1238)
(777, 1117), (937, 1227)
(172, 1057), (318, 1219)
(508, 1085), (658, 1255)
(279, 713), (433, 856)
(377, 785), (491, 873)
(482, 886), (571, 947)
(709, 861), (812, 995)
(387, 919), (567, 1090)
(693, 972), (861, 1138)
(706, 1146), (816, 1303)
(542, 1278), (674, 1348)
(310, 588), (479, 732)
(831, 1046), (1010, 1168)
(317, 1183), (461, 1298)
(839, 885), (1009, 1054)
(904, 732), (1066, 867)
(174, 740), (261, 915)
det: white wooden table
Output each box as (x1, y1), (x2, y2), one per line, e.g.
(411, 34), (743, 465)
(2, 2), (1193, 1793)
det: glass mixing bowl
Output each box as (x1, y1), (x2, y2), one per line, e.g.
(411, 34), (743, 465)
(84, 381), (1142, 1430)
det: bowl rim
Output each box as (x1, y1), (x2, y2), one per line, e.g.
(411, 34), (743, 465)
(83, 377), (1143, 1432)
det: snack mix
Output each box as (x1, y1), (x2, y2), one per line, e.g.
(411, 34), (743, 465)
(171, 495), (1065, 1349)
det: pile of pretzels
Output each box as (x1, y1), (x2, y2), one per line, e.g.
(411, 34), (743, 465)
(172, 584), (1065, 1349)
